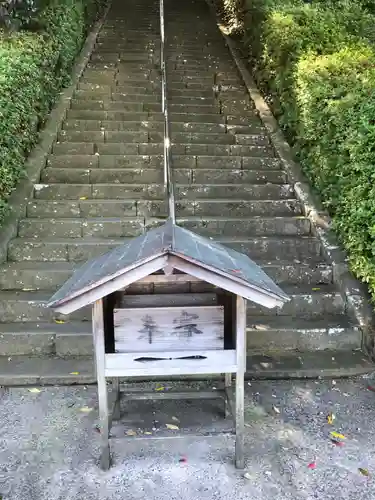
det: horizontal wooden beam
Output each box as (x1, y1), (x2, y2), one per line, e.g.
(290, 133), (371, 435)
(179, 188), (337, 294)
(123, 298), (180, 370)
(137, 273), (203, 284)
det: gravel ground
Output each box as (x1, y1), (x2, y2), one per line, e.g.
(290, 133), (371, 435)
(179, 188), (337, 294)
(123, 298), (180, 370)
(1, 376), (375, 499)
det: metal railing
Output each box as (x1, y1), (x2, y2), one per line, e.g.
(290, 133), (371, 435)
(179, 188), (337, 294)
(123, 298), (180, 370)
(159, 0), (176, 223)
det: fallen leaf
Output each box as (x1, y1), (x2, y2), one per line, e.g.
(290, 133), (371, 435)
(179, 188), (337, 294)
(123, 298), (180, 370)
(28, 388), (41, 393)
(330, 431), (346, 440)
(79, 197), (87, 200)
(312, 287), (320, 291)
(330, 439), (344, 447)
(359, 468), (370, 477)
(70, 372), (79, 375)
(172, 416), (180, 422)
(166, 424), (179, 430)
(125, 430), (136, 436)
(144, 432), (152, 435)
(179, 456), (187, 463)
(308, 462), (316, 469)
(54, 319), (65, 324)
(272, 405), (280, 414)
(155, 386), (165, 392)
(260, 362), (271, 368)
(79, 406), (92, 413)
(327, 413), (335, 425)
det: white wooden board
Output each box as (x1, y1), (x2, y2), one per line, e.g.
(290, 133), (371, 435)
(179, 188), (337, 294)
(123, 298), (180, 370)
(113, 305), (224, 353)
(105, 349), (236, 377)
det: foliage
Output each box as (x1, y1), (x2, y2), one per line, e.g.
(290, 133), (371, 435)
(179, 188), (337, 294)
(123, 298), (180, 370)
(0, 0), (104, 224)
(218, 0), (375, 299)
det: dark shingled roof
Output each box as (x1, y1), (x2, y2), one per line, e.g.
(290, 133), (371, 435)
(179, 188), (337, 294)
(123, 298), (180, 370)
(47, 219), (289, 308)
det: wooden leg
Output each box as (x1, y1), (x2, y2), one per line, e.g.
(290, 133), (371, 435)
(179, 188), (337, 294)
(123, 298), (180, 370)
(111, 378), (121, 421)
(235, 372), (245, 469)
(93, 299), (111, 471)
(235, 296), (246, 469)
(224, 373), (232, 418)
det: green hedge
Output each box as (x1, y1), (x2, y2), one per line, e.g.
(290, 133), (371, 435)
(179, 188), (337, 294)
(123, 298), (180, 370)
(0, 0), (104, 223)
(218, 0), (375, 299)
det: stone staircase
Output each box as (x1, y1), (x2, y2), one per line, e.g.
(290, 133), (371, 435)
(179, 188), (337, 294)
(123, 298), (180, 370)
(0, 0), (371, 382)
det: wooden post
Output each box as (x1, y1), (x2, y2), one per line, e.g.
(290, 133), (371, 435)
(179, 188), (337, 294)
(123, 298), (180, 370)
(235, 295), (246, 469)
(111, 378), (121, 421)
(224, 373), (232, 418)
(93, 299), (110, 470)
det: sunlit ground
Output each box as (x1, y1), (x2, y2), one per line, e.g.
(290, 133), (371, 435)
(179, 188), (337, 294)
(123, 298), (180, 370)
(1, 377), (375, 499)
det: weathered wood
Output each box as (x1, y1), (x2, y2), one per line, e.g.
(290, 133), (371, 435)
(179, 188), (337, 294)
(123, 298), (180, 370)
(167, 256), (283, 309)
(114, 305), (224, 352)
(224, 373), (232, 418)
(235, 295), (246, 469)
(111, 378), (121, 421)
(53, 255), (169, 315)
(138, 274), (202, 284)
(117, 293), (217, 308)
(224, 386), (235, 419)
(120, 389), (224, 401)
(105, 349), (237, 377)
(93, 299), (110, 471)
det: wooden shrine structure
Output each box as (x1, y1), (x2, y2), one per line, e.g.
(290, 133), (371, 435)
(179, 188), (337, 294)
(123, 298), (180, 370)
(48, 219), (289, 470)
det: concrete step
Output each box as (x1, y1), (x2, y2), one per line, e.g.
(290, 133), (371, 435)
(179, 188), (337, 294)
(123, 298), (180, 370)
(0, 258), (332, 292)
(40, 167), (286, 185)
(17, 215), (310, 239)
(62, 119), (265, 135)
(33, 183), (165, 200)
(0, 285), (344, 324)
(26, 198), (302, 219)
(0, 350), (372, 385)
(57, 130), (269, 146)
(174, 216), (311, 237)
(33, 183), (292, 201)
(7, 236), (322, 263)
(17, 217), (145, 239)
(47, 154), (282, 171)
(0, 314), (355, 357)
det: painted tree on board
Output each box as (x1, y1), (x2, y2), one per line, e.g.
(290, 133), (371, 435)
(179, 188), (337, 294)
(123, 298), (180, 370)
(138, 314), (160, 344)
(173, 310), (203, 339)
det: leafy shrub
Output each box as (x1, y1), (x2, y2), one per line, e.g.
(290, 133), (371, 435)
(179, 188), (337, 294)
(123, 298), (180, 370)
(219, 0), (375, 299)
(0, 0), (104, 223)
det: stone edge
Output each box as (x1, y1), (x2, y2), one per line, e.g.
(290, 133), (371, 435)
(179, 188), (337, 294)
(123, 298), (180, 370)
(0, 1), (112, 264)
(206, 1), (375, 359)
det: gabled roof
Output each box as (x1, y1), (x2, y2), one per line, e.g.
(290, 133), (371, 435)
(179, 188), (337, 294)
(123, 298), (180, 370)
(47, 219), (289, 311)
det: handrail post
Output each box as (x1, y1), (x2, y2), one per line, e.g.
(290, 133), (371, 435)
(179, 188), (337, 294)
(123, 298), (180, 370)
(159, 0), (176, 223)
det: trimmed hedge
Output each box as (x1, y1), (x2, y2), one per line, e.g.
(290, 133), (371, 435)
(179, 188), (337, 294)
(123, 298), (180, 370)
(0, 0), (104, 223)
(218, 0), (375, 300)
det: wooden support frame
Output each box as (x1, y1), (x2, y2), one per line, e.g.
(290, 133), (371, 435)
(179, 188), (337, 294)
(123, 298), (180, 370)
(93, 299), (111, 471)
(235, 295), (246, 469)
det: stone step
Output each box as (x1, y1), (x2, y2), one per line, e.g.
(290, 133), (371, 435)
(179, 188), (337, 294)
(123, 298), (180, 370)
(0, 285), (344, 324)
(7, 235), (322, 263)
(65, 108), (263, 127)
(17, 217), (145, 239)
(62, 119), (264, 135)
(0, 351), (372, 385)
(0, 258), (332, 292)
(17, 215), (310, 239)
(0, 313), (355, 357)
(33, 183), (165, 200)
(174, 216), (311, 237)
(26, 198), (301, 219)
(47, 154), (281, 171)
(52, 141), (274, 156)
(246, 316), (361, 352)
(56, 130), (269, 146)
(40, 167), (286, 185)
(33, 183), (291, 201)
